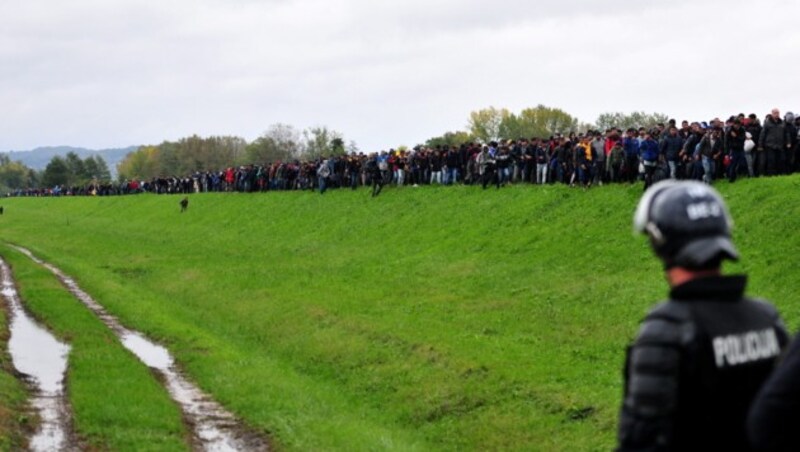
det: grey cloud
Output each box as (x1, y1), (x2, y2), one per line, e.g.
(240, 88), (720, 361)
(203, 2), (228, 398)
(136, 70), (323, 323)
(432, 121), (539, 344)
(1, 0), (799, 151)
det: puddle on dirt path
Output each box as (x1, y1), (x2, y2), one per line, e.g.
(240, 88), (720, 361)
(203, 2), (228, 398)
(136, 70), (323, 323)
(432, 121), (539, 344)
(0, 258), (72, 452)
(14, 247), (268, 452)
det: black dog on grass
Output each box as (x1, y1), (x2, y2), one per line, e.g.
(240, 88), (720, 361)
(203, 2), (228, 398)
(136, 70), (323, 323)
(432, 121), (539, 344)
(179, 197), (189, 213)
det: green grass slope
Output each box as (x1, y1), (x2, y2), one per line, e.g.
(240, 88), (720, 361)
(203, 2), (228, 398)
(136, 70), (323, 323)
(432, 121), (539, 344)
(0, 178), (799, 450)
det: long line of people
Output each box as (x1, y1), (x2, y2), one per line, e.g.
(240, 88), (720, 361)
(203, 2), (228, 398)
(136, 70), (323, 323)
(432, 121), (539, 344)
(11, 109), (800, 198)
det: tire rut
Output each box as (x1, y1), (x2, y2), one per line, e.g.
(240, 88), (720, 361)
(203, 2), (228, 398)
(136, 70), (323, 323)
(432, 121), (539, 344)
(0, 257), (76, 452)
(13, 246), (269, 452)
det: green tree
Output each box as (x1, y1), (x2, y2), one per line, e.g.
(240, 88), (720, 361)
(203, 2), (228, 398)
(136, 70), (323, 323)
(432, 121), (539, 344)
(498, 113), (523, 140)
(117, 135), (247, 181)
(330, 137), (345, 155)
(158, 141), (181, 176)
(469, 105), (580, 142)
(246, 124), (304, 163)
(117, 146), (162, 181)
(303, 126), (344, 159)
(0, 155), (36, 192)
(176, 135), (247, 173)
(506, 105), (581, 139)
(346, 140), (359, 155)
(64, 152), (85, 184)
(92, 156), (112, 181)
(26, 168), (40, 188)
(42, 156), (71, 187)
(594, 111), (670, 132)
(425, 131), (474, 148)
(468, 107), (511, 143)
(83, 156), (111, 181)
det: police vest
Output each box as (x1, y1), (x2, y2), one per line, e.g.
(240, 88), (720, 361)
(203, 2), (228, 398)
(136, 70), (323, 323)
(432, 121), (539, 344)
(619, 295), (788, 451)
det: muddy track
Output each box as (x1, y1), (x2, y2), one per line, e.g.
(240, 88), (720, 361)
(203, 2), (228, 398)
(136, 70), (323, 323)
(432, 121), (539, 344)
(0, 258), (77, 452)
(13, 247), (269, 452)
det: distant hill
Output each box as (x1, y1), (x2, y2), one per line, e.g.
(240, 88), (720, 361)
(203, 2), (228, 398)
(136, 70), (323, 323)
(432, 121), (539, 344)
(0, 145), (139, 177)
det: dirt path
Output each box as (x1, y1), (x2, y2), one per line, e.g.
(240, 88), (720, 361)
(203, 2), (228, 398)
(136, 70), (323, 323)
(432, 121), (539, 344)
(13, 246), (269, 452)
(0, 258), (75, 452)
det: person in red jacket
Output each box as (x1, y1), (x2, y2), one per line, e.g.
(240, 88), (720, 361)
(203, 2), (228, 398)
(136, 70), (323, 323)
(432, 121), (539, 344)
(224, 167), (235, 191)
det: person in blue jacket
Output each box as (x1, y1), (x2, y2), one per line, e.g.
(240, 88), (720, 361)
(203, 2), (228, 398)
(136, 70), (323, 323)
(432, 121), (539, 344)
(639, 130), (660, 190)
(660, 126), (685, 179)
(623, 129), (640, 184)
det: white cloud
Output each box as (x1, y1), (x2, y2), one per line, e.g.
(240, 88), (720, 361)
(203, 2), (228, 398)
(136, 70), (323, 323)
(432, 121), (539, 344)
(1, 0), (799, 152)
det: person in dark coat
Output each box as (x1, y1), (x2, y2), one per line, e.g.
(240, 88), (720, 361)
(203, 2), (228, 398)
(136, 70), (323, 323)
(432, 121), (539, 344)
(659, 126), (684, 179)
(727, 119), (747, 182)
(758, 108), (791, 176)
(748, 334), (800, 451)
(367, 156), (383, 197)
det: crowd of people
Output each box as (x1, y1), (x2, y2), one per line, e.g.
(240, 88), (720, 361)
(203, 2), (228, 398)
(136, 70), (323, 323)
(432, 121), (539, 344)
(10, 109), (800, 198)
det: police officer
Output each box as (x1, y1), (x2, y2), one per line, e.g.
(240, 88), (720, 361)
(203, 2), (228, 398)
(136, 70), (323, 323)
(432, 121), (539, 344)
(618, 180), (788, 451)
(748, 331), (800, 450)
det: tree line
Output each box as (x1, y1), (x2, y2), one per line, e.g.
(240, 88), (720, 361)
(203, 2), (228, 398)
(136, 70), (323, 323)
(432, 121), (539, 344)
(431, 105), (668, 147)
(115, 125), (353, 181)
(0, 152), (111, 194)
(1, 108), (668, 191)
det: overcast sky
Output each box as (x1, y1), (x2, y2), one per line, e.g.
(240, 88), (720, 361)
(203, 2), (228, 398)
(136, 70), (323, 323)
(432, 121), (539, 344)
(1, 0), (799, 152)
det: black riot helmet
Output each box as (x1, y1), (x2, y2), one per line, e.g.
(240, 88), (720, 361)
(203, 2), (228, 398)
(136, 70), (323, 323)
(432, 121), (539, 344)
(634, 180), (739, 269)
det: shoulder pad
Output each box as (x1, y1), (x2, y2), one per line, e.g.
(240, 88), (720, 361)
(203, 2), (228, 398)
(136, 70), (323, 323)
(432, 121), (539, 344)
(745, 297), (789, 344)
(745, 297), (781, 319)
(645, 300), (692, 323)
(636, 302), (696, 347)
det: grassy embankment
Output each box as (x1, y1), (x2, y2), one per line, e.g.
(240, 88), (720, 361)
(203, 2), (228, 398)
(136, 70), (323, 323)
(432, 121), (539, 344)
(1, 246), (188, 450)
(1, 177), (799, 450)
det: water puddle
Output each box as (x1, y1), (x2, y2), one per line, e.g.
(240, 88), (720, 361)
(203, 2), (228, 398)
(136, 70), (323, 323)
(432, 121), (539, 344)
(13, 246), (268, 451)
(0, 258), (72, 452)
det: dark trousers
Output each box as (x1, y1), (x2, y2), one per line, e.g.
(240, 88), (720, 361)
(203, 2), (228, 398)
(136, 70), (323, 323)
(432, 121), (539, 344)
(482, 169), (498, 189)
(765, 148), (777, 176)
(777, 149), (789, 174)
(643, 163), (657, 190)
(728, 151), (746, 182)
(626, 156), (639, 183)
(371, 178), (383, 197)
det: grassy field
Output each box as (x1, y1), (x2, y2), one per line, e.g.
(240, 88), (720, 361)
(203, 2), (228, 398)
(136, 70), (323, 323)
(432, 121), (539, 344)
(0, 177), (799, 450)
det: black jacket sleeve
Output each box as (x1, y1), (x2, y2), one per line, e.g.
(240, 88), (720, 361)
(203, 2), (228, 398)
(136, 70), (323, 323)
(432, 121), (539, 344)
(747, 333), (800, 451)
(617, 306), (694, 452)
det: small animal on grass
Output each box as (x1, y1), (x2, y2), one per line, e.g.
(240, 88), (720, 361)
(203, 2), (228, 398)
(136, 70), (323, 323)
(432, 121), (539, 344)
(0, 206), (4, 215)
(179, 197), (189, 213)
